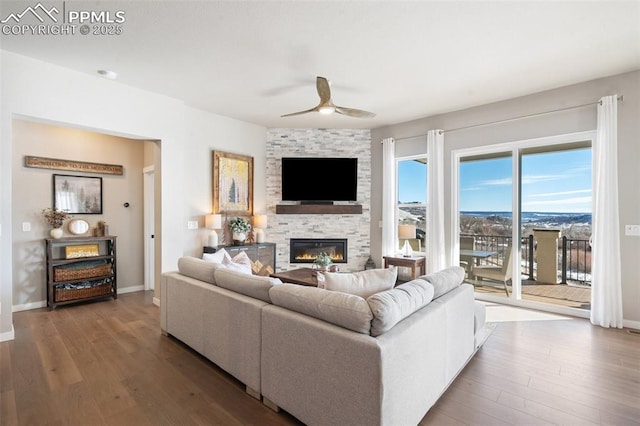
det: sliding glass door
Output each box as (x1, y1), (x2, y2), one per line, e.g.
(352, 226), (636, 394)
(459, 152), (514, 299)
(454, 133), (594, 314)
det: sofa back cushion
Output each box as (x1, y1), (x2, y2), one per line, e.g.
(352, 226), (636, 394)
(269, 284), (373, 334)
(419, 266), (465, 299)
(214, 268), (282, 303)
(366, 278), (435, 337)
(317, 267), (397, 298)
(178, 256), (224, 285)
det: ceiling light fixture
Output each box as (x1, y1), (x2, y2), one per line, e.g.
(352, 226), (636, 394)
(97, 69), (117, 80)
(318, 105), (335, 115)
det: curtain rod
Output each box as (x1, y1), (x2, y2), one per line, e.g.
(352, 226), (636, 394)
(388, 95), (623, 142)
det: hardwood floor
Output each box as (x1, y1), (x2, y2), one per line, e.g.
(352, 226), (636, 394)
(1, 291), (639, 425)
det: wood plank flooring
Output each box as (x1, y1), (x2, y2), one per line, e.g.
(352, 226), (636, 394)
(1, 291), (639, 425)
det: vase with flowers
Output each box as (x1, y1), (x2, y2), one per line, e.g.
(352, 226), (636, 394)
(229, 217), (251, 245)
(313, 252), (333, 271)
(42, 207), (70, 238)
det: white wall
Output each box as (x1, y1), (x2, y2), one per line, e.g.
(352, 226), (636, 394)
(371, 70), (640, 326)
(0, 51), (267, 340)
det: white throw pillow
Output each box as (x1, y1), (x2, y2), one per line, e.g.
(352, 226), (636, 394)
(202, 248), (231, 264)
(222, 250), (253, 275)
(317, 267), (397, 298)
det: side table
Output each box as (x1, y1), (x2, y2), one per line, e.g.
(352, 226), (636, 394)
(383, 255), (426, 280)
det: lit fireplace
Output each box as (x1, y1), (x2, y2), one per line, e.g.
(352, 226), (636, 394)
(290, 238), (347, 264)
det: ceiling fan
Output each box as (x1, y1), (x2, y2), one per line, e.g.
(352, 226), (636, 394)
(281, 76), (376, 118)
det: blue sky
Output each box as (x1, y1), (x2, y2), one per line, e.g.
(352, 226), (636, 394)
(398, 148), (592, 213)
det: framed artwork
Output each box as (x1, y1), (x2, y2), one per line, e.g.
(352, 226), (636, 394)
(53, 174), (103, 214)
(212, 151), (253, 215)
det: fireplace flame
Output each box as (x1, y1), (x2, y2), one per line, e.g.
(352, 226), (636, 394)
(295, 253), (344, 261)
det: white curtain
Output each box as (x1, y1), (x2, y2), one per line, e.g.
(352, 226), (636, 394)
(381, 138), (397, 262)
(590, 95), (623, 328)
(427, 130), (446, 273)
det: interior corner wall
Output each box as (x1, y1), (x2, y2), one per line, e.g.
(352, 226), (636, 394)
(0, 51), (267, 339)
(11, 120), (145, 309)
(371, 70), (640, 325)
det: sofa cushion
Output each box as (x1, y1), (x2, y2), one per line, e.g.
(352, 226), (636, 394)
(269, 284), (373, 334)
(202, 248), (231, 264)
(214, 267), (282, 303)
(221, 251), (254, 275)
(419, 266), (465, 299)
(366, 278), (435, 337)
(178, 256), (225, 285)
(317, 267), (397, 299)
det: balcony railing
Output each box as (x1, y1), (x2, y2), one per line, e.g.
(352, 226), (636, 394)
(461, 233), (591, 286)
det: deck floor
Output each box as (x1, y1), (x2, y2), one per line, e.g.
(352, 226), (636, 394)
(470, 278), (591, 310)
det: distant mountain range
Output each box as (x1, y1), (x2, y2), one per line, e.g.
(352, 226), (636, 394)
(462, 211), (592, 226)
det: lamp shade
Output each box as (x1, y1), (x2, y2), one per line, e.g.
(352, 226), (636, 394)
(205, 214), (222, 230)
(253, 214), (267, 229)
(398, 224), (416, 240)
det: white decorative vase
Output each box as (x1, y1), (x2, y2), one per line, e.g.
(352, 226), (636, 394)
(232, 232), (247, 245)
(50, 228), (63, 239)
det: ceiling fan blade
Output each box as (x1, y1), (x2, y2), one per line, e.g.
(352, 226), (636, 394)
(316, 76), (331, 103)
(335, 106), (376, 118)
(280, 106), (319, 117)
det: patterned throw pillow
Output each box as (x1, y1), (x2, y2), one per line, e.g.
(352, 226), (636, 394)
(222, 251), (253, 275)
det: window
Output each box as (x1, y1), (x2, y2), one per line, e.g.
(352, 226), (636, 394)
(397, 156), (427, 254)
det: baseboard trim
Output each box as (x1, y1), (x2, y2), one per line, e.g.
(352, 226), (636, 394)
(118, 285), (145, 294)
(0, 325), (15, 342)
(623, 319), (640, 330)
(13, 301), (47, 312)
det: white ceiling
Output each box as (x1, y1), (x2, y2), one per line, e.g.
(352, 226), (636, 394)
(1, 1), (639, 129)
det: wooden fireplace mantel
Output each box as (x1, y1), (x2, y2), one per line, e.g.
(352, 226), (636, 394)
(275, 204), (363, 215)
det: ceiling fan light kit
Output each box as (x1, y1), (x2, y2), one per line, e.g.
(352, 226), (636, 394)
(281, 76), (375, 119)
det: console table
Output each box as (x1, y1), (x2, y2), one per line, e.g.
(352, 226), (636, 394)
(383, 255), (426, 280)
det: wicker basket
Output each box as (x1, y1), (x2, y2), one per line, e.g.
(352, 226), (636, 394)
(54, 282), (113, 302)
(54, 263), (111, 282)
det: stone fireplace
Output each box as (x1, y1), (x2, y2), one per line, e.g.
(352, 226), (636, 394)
(266, 128), (372, 272)
(290, 238), (348, 264)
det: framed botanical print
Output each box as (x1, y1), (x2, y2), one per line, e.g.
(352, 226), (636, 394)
(212, 151), (253, 215)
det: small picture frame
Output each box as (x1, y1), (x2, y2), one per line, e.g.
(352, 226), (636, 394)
(53, 174), (103, 214)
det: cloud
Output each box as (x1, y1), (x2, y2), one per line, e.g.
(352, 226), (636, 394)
(521, 174), (564, 184)
(530, 189), (591, 198)
(478, 177), (512, 186)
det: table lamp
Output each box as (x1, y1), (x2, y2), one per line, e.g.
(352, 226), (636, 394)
(398, 224), (416, 257)
(253, 214), (267, 243)
(205, 214), (222, 247)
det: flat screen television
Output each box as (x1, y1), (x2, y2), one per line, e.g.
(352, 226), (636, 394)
(281, 157), (358, 204)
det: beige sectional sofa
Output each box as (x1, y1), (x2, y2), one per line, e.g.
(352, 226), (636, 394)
(161, 256), (487, 425)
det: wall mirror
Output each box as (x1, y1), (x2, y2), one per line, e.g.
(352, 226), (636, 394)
(68, 218), (90, 235)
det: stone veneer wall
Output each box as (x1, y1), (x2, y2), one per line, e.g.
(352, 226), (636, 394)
(266, 128), (371, 272)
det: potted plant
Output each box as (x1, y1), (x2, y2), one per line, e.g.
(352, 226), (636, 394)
(314, 252), (333, 271)
(41, 207), (70, 238)
(229, 217), (251, 244)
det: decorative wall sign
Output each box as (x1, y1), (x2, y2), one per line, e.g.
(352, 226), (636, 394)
(212, 150), (253, 215)
(53, 174), (103, 214)
(25, 156), (123, 175)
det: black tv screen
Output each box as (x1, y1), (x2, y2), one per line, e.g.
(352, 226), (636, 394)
(281, 157), (358, 203)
